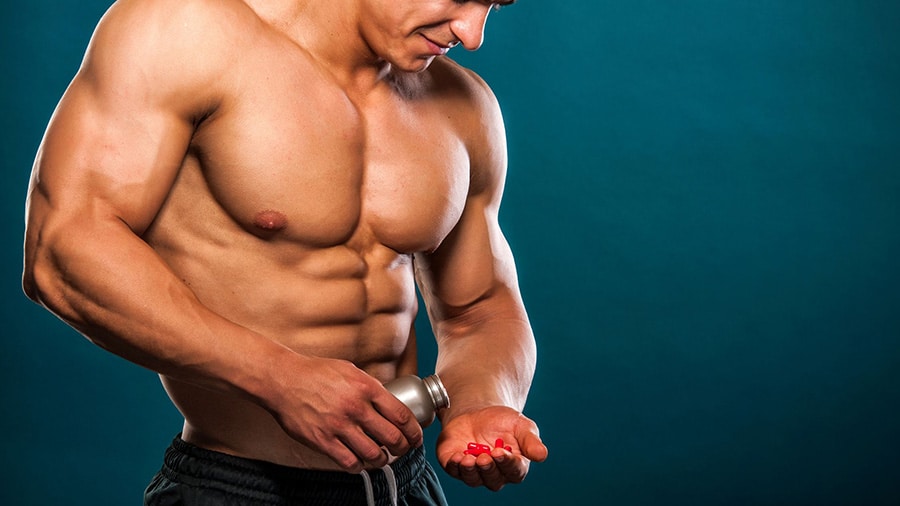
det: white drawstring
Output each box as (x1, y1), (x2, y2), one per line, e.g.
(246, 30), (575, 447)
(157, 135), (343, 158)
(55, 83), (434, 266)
(360, 449), (398, 506)
(361, 469), (375, 506)
(382, 460), (398, 506)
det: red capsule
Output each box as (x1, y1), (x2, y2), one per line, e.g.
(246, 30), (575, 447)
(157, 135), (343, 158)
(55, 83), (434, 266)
(463, 442), (492, 455)
(493, 438), (512, 451)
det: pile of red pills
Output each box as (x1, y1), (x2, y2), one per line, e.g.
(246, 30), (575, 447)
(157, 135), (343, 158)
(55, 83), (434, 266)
(464, 438), (512, 456)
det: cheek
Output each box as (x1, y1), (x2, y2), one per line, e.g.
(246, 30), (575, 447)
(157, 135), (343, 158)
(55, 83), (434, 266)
(375, 13), (414, 42)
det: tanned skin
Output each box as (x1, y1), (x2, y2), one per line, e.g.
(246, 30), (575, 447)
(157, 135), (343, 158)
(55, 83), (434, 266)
(23, 0), (546, 491)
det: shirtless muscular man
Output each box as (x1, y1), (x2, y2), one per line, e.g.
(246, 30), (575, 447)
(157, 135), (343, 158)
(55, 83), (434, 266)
(23, 0), (547, 504)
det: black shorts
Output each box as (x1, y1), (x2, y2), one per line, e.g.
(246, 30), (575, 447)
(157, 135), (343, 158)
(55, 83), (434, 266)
(144, 435), (448, 506)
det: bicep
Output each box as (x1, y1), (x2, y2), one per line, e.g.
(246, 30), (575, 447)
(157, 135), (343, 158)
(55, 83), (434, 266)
(29, 0), (221, 234)
(34, 74), (193, 234)
(416, 84), (524, 322)
(416, 194), (523, 315)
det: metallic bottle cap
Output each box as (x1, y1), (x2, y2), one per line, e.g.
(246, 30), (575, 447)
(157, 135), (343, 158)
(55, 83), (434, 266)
(422, 374), (450, 410)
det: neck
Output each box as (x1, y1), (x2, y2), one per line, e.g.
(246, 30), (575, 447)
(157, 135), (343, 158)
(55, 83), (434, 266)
(245, 0), (392, 92)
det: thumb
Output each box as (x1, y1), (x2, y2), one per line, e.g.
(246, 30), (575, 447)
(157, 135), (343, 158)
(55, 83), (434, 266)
(517, 427), (548, 462)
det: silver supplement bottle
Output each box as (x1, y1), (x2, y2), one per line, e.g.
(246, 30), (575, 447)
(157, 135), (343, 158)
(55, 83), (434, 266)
(384, 374), (450, 427)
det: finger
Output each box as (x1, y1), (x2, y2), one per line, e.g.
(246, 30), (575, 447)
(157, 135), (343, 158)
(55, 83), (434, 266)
(494, 448), (529, 484)
(476, 451), (506, 491)
(518, 430), (549, 462)
(457, 453), (487, 488)
(372, 392), (424, 449)
(442, 453), (464, 480)
(361, 413), (413, 458)
(322, 439), (365, 473)
(340, 429), (390, 469)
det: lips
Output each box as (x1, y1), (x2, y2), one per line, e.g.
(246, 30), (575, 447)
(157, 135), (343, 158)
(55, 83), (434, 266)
(421, 34), (455, 56)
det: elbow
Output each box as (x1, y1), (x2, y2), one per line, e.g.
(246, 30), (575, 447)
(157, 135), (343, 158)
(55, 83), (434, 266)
(22, 271), (39, 304)
(22, 255), (78, 327)
(22, 253), (53, 307)
(22, 195), (84, 315)
(22, 238), (66, 313)
(22, 244), (42, 304)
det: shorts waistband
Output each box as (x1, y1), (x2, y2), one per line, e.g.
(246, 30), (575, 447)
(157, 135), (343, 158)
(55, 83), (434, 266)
(162, 435), (427, 506)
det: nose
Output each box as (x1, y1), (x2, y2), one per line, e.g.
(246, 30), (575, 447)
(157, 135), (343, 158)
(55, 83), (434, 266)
(449, 4), (492, 51)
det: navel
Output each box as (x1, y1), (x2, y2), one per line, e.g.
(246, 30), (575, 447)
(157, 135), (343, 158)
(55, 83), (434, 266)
(253, 209), (288, 231)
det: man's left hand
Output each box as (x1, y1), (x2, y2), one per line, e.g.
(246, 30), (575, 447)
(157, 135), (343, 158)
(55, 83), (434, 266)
(436, 406), (548, 491)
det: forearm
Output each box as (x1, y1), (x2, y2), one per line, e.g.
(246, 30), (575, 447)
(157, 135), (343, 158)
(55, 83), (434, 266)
(432, 290), (536, 421)
(24, 214), (289, 407)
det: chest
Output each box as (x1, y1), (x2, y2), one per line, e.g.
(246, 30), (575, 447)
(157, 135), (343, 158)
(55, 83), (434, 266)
(189, 64), (470, 254)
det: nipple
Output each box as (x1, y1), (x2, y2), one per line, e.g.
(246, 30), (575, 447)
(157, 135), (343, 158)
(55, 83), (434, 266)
(253, 210), (288, 231)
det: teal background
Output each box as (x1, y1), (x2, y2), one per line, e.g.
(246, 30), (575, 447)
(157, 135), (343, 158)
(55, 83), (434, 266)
(2, 1), (899, 504)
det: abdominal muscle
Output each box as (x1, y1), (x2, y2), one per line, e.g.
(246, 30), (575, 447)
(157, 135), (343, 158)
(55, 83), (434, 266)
(162, 278), (420, 468)
(151, 227), (422, 470)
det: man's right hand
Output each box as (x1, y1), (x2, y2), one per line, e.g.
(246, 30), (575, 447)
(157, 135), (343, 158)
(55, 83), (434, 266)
(262, 355), (423, 472)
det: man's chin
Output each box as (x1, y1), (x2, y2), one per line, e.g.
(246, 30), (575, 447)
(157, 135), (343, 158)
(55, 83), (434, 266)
(392, 55), (437, 74)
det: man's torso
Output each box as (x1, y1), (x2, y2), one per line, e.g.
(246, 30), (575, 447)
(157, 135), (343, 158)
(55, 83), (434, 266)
(140, 2), (478, 469)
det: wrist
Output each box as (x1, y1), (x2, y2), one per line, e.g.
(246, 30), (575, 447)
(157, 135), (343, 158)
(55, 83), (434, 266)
(231, 336), (307, 413)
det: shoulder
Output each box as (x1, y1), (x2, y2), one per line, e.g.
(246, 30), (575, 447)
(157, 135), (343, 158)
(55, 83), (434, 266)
(428, 57), (503, 122)
(427, 57), (508, 197)
(79, 0), (263, 111)
(90, 0), (256, 55)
